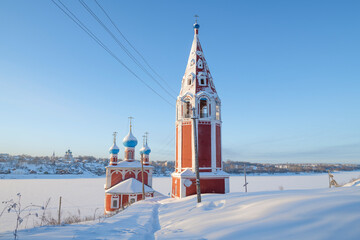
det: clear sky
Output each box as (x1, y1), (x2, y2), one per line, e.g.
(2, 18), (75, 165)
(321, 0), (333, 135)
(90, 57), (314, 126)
(0, 0), (359, 163)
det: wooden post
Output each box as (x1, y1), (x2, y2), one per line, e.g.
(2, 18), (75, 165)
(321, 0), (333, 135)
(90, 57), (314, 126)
(244, 164), (248, 193)
(141, 153), (145, 200)
(58, 196), (62, 225)
(192, 107), (201, 203)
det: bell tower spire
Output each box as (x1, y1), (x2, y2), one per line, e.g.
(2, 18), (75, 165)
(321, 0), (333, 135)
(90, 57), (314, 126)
(172, 21), (229, 198)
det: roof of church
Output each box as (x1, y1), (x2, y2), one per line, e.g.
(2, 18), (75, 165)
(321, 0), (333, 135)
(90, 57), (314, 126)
(180, 22), (217, 97)
(107, 160), (153, 168)
(106, 178), (155, 194)
(172, 168), (230, 177)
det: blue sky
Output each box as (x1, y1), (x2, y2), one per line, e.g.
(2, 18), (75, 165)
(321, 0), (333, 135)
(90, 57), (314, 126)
(0, 0), (359, 163)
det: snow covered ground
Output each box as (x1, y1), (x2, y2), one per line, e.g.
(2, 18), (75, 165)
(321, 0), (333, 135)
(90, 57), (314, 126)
(0, 171), (359, 238)
(1, 187), (359, 239)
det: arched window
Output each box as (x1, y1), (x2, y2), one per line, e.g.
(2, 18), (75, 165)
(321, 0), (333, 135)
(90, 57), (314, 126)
(187, 78), (192, 85)
(198, 59), (203, 69)
(184, 100), (191, 118)
(200, 98), (208, 118)
(216, 100), (221, 120)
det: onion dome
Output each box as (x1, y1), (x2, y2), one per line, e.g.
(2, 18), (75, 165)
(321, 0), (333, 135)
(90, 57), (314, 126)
(193, 22), (200, 29)
(139, 146), (145, 155)
(109, 142), (119, 154)
(139, 143), (151, 155)
(109, 132), (120, 154)
(123, 128), (138, 148)
(143, 143), (151, 155)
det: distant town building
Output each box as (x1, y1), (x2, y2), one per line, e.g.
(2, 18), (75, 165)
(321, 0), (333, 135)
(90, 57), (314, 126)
(104, 122), (154, 214)
(64, 149), (74, 163)
(171, 21), (229, 198)
(0, 153), (10, 160)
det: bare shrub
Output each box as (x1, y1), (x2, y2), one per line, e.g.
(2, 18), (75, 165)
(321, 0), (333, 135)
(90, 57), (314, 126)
(1, 193), (44, 240)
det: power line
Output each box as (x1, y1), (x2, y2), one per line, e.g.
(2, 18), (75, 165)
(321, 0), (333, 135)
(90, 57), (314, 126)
(94, 0), (178, 95)
(52, 0), (174, 107)
(79, 0), (176, 101)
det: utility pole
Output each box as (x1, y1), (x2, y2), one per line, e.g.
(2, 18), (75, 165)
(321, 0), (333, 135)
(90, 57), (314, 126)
(192, 107), (201, 203)
(243, 164), (248, 193)
(141, 152), (145, 200)
(58, 196), (62, 225)
(141, 133), (148, 200)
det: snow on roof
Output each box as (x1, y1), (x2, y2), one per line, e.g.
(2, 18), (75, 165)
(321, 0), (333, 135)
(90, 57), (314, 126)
(107, 160), (153, 168)
(106, 178), (154, 194)
(174, 168), (230, 177)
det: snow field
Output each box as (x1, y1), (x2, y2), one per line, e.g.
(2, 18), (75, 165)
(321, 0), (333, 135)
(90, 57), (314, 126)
(1, 188), (359, 239)
(0, 171), (359, 236)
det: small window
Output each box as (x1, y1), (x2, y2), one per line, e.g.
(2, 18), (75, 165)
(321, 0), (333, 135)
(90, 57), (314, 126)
(111, 196), (119, 208)
(184, 100), (191, 118)
(198, 59), (203, 69)
(200, 99), (208, 118)
(199, 75), (206, 86)
(187, 78), (192, 85)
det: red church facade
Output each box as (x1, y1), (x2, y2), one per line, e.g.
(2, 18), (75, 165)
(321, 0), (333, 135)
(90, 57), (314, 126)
(171, 22), (229, 198)
(104, 127), (154, 214)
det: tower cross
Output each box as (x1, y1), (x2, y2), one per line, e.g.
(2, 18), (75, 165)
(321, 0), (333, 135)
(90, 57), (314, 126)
(194, 14), (199, 23)
(142, 134), (146, 146)
(128, 116), (134, 130)
(145, 132), (149, 143)
(113, 131), (117, 143)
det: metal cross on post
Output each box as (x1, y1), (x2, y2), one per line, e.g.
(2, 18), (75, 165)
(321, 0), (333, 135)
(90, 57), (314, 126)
(145, 132), (149, 143)
(191, 107), (201, 203)
(243, 164), (248, 193)
(128, 116), (134, 130)
(194, 14), (199, 23)
(112, 131), (117, 143)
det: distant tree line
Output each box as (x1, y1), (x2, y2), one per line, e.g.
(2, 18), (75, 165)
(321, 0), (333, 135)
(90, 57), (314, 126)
(0, 154), (359, 176)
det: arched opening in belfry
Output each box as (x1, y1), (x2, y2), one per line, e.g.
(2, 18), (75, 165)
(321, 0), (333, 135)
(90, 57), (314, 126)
(200, 98), (208, 118)
(184, 100), (191, 118)
(216, 100), (221, 120)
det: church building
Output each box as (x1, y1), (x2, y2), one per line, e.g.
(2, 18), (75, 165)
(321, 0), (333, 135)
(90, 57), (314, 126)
(171, 21), (229, 198)
(104, 122), (154, 214)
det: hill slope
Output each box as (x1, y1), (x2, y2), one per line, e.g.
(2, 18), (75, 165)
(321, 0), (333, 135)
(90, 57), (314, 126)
(1, 187), (360, 240)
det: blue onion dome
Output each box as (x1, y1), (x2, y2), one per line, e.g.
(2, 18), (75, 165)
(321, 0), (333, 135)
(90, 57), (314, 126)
(123, 128), (138, 148)
(193, 22), (200, 29)
(139, 146), (145, 155)
(109, 143), (119, 154)
(143, 143), (151, 155)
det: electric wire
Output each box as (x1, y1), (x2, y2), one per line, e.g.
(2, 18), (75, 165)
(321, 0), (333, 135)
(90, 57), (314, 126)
(94, 0), (178, 95)
(51, 0), (174, 107)
(79, 0), (176, 101)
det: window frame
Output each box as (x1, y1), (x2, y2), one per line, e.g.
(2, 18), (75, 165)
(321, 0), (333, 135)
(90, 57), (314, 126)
(111, 195), (119, 209)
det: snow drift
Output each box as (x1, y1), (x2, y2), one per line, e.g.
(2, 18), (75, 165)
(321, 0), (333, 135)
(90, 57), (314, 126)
(1, 187), (359, 240)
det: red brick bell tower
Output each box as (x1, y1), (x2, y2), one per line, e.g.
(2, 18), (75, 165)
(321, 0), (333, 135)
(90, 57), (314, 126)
(171, 21), (229, 198)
